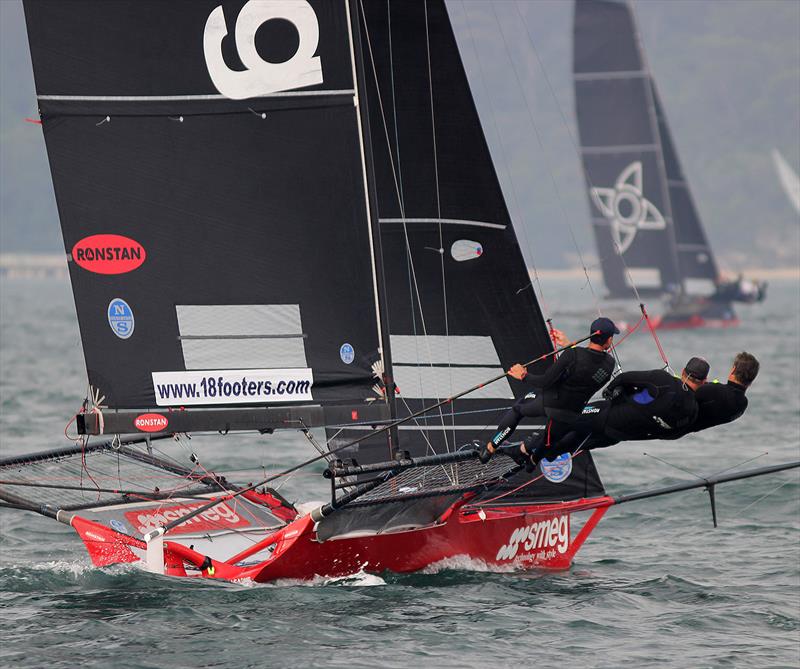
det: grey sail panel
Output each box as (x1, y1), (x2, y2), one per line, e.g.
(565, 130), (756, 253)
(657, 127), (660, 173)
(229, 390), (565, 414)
(24, 1), (390, 434)
(651, 83), (718, 281)
(573, 0), (682, 297)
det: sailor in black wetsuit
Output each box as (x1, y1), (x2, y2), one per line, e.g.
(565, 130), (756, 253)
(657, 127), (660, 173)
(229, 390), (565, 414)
(529, 356), (710, 463)
(687, 351), (758, 433)
(478, 317), (618, 464)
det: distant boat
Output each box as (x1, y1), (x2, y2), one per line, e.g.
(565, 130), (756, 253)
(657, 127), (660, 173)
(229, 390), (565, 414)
(572, 0), (765, 329)
(772, 149), (800, 215)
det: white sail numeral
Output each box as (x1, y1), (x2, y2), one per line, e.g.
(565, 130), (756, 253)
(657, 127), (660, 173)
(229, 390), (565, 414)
(203, 0), (323, 100)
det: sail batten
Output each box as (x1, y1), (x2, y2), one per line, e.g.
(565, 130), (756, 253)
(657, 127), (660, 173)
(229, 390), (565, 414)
(38, 90), (356, 102)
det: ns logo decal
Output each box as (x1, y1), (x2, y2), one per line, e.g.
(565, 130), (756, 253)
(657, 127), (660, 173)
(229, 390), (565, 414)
(204, 0), (323, 100)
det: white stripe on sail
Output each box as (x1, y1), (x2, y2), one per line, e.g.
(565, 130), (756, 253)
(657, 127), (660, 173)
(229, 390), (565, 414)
(181, 339), (307, 370)
(379, 218), (506, 230)
(393, 366), (513, 400)
(176, 304), (307, 369)
(37, 90), (355, 102)
(390, 335), (501, 367)
(177, 305), (302, 337)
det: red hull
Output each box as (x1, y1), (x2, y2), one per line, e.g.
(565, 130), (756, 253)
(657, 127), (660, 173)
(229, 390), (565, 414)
(651, 315), (739, 331)
(69, 496), (613, 582)
(618, 314), (739, 332)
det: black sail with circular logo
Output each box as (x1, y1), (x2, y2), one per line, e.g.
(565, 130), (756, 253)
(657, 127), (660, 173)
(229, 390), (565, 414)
(573, 0), (720, 298)
(573, 0), (688, 297)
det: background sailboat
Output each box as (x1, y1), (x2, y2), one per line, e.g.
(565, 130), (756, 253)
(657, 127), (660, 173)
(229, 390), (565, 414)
(572, 0), (765, 329)
(772, 148), (800, 216)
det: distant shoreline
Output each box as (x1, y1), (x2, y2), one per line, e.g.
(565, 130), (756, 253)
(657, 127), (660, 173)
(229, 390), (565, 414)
(0, 253), (797, 281)
(525, 266), (800, 280)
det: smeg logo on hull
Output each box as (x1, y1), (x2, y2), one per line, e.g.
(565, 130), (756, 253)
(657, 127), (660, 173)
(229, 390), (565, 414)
(204, 0), (324, 100)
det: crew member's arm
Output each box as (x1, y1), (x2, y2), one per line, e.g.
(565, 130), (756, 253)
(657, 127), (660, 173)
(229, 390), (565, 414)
(508, 347), (576, 389)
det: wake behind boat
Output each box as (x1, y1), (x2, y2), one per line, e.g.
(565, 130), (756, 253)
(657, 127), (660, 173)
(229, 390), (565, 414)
(2, 0), (796, 583)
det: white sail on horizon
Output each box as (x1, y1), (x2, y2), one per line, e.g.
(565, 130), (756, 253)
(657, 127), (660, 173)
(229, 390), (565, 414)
(771, 148), (800, 216)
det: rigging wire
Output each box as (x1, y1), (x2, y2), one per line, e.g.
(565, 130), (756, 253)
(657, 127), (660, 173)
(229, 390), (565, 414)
(513, 2), (644, 301)
(489, 2), (603, 322)
(359, 0), (452, 450)
(456, 0), (553, 322)
(734, 478), (796, 517)
(143, 435), (272, 541)
(641, 452), (705, 481)
(423, 0), (458, 453)
(487, 2), (627, 378)
(513, 1), (674, 370)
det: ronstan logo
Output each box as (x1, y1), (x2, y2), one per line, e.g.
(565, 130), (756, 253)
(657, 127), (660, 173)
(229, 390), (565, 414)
(590, 161), (666, 254)
(72, 234), (146, 275)
(203, 0), (323, 100)
(134, 414), (169, 433)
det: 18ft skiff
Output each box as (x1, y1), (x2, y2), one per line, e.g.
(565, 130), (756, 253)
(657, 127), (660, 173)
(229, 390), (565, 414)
(2, 0), (796, 583)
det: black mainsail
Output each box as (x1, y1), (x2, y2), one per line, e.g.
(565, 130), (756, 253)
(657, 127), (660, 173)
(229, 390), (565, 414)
(341, 0), (554, 458)
(573, 0), (689, 298)
(25, 0), (392, 436)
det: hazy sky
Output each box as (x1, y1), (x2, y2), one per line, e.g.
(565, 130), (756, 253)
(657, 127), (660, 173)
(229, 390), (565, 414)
(1, 0), (798, 268)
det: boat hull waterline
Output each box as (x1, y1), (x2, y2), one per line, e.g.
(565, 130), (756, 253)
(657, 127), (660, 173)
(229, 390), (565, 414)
(68, 497), (613, 582)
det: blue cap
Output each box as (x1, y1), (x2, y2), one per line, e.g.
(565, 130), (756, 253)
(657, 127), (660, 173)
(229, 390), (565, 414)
(590, 317), (620, 338)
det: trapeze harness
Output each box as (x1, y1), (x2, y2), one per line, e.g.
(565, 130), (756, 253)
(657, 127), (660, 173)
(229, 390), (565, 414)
(600, 369), (700, 441)
(531, 369), (702, 463)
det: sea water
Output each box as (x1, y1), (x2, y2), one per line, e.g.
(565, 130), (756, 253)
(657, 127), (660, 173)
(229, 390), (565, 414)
(1, 276), (798, 669)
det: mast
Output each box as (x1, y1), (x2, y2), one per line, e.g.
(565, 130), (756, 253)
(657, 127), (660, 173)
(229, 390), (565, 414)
(342, 0), (557, 466)
(345, 0), (399, 455)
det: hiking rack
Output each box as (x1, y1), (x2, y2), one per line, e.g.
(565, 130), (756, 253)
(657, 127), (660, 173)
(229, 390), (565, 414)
(314, 447), (522, 519)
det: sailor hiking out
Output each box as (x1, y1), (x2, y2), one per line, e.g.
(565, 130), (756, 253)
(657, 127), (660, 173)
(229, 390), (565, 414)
(528, 354), (759, 466)
(479, 317), (618, 467)
(688, 352), (759, 433)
